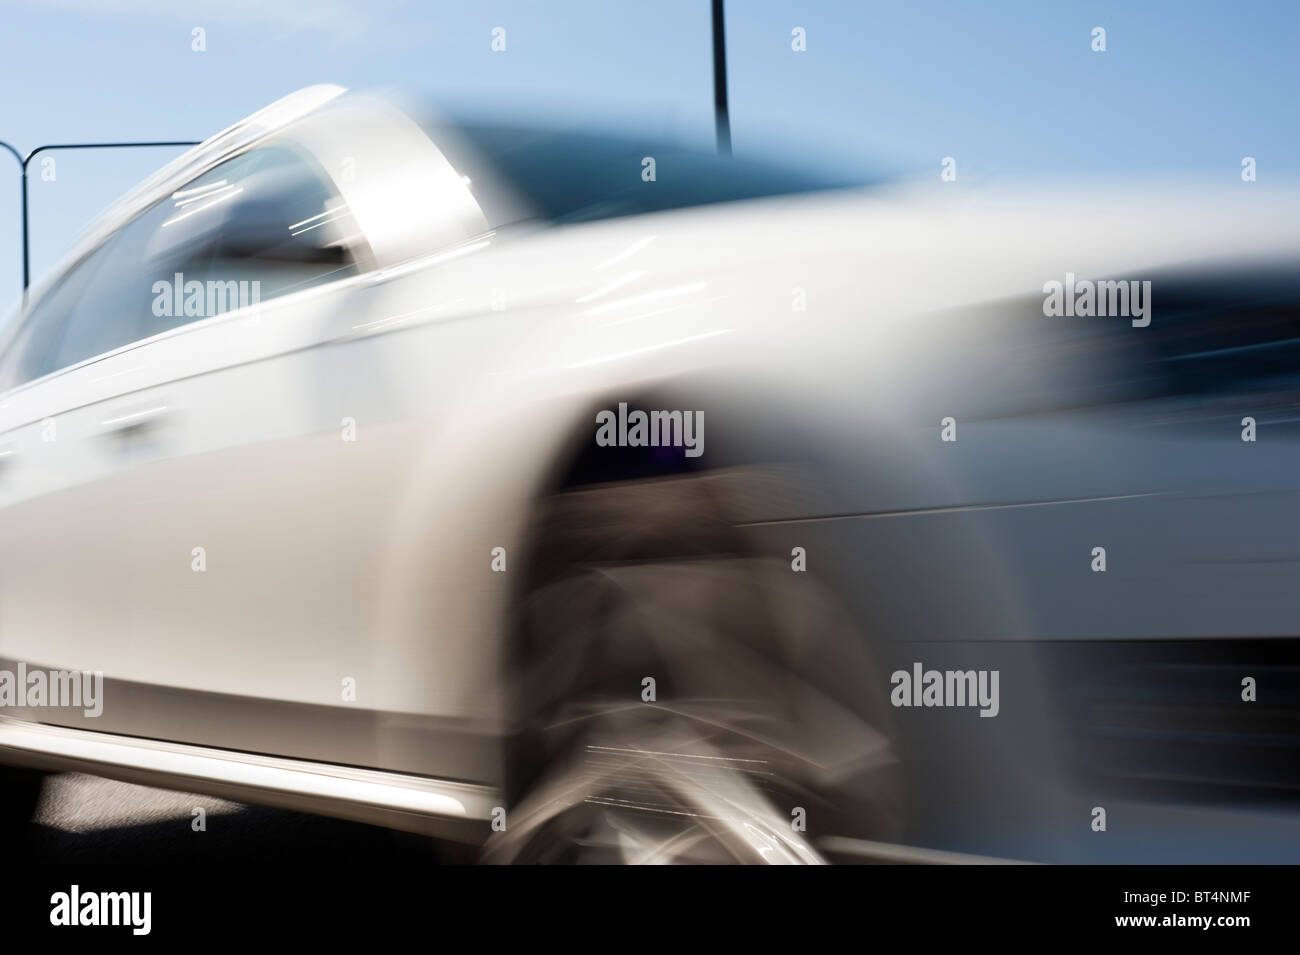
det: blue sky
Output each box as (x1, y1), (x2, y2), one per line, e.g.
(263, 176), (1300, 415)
(0, 0), (1297, 308)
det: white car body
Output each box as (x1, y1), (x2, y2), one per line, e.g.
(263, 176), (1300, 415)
(1, 86), (1298, 859)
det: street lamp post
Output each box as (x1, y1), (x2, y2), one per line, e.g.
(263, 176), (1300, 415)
(711, 0), (731, 155)
(0, 141), (25, 295)
(0, 139), (199, 297)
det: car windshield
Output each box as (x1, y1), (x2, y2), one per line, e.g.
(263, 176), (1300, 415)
(420, 117), (876, 228)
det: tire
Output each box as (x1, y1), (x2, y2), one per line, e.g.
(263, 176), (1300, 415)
(488, 468), (903, 864)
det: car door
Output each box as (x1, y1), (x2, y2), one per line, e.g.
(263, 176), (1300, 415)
(0, 139), (378, 745)
(0, 235), (140, 696)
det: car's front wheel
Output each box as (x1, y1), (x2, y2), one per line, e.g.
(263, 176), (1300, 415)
(489, 469), (903, 864)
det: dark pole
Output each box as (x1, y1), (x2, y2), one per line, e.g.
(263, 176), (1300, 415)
(20, 164), (29, 292)
(0, 142), (23, 294)
(2, 139), (199, 295)
(711, 0), (731, 155)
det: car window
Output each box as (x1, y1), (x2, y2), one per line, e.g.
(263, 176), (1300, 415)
(12, 143), (366, 387)
(0, 241), (118, 391)
(424, 121), (875, 228)
(137, 145), (366, 339)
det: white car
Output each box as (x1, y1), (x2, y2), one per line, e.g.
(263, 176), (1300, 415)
(1, 85), (1298, 863)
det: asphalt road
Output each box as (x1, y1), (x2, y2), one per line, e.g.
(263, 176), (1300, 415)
(15, 772), (447, 864)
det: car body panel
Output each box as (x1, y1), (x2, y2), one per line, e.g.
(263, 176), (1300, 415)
(1, 89), (1298, 857)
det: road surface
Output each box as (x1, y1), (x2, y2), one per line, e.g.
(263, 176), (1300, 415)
(15, 772), (445, 864)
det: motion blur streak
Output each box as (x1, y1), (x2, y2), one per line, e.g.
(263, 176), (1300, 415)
(0, 87), (1298, 863)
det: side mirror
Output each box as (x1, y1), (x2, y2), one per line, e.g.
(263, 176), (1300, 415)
(214, 196), (348, 265)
